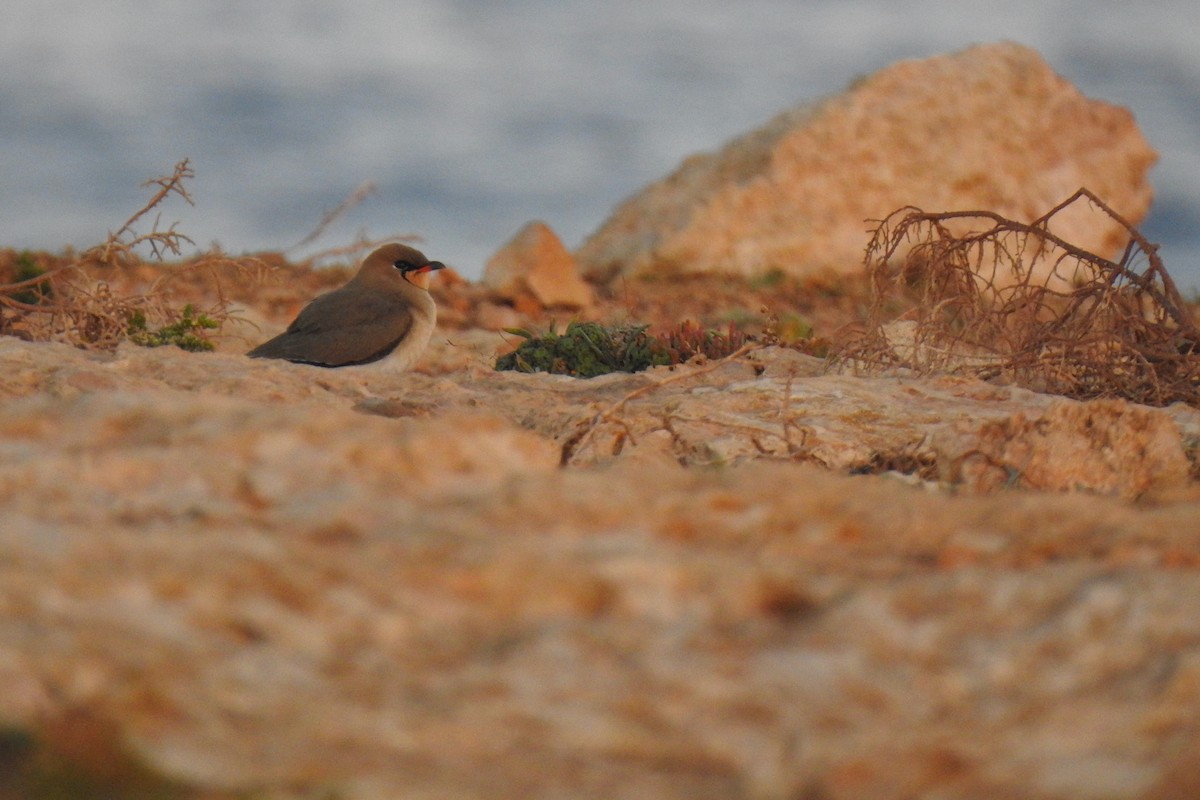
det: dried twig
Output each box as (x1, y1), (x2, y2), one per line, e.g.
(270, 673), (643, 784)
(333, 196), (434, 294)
(102, 158), (197, 263)
(297, 230), (423, 270)
(283, 181), (427, 269)
(560, 343), (762, 464)
(289, 180), (378, 252)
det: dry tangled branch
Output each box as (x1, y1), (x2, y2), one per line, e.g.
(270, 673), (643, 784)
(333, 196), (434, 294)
(835, 188), (1200, 406)
(0, 159), (248, 350)
(101, 157), (197, 263)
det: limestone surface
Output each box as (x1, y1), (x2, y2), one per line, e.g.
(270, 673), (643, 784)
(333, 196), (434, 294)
(1, 337), (1200, 799)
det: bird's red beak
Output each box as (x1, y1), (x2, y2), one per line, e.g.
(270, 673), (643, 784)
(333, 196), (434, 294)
(405, 260), (445, 290)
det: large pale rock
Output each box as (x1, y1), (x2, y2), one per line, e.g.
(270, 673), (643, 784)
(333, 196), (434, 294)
(484, 221), (594, 309)
(575, 42), (1157, 281)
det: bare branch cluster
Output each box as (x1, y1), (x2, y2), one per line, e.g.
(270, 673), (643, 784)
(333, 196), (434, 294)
(835, 188), (1200, 406)
(0, 159), (249, 350)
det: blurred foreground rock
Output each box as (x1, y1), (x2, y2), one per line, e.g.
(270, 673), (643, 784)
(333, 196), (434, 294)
(575, 41), (1157, 282)
(2, 336), (1200, 799)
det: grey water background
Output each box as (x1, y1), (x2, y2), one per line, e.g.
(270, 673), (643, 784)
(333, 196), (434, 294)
(3, 1), (1199, 289)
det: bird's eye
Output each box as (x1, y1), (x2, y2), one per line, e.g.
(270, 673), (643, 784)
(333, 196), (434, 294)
(393, 260), (413, 272)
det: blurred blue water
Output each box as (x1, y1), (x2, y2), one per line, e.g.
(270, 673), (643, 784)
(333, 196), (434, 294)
(2, 1), (1198, 289)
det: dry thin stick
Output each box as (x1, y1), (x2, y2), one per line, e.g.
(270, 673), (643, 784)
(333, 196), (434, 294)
(299, 232), (421, 268)
(289, 180), (378, 252)
(560, 343), (762, 464)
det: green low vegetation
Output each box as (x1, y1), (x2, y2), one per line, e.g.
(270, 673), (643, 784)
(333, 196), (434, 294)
(495, 319), (758, 378)
(127, 303), (219, 352)
(496, 321), (672, 378)
(12, 251), (51, 305)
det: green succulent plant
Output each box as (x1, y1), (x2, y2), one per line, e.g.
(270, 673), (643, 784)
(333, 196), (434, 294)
(127, 303), (219, 352)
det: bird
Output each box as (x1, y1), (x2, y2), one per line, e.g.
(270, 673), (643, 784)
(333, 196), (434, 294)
(247, 243), (446, 371)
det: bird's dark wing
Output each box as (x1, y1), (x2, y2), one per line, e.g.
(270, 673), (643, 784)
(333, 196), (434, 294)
(247, 287), (416, 366)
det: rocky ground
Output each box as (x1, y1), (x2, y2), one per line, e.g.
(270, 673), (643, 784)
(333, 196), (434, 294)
(1, 256), (1200, 800)
(2, 41), (1198, 800)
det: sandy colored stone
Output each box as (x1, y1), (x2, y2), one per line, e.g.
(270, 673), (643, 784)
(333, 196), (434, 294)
(484, 221), (594, 309)
(575, 42), (1157, 282)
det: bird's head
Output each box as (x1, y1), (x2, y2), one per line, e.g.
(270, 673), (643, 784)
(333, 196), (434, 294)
(358, 243), (446, 291)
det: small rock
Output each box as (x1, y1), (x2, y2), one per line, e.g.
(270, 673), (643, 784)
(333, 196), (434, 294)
(484, 221), (594, 310)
